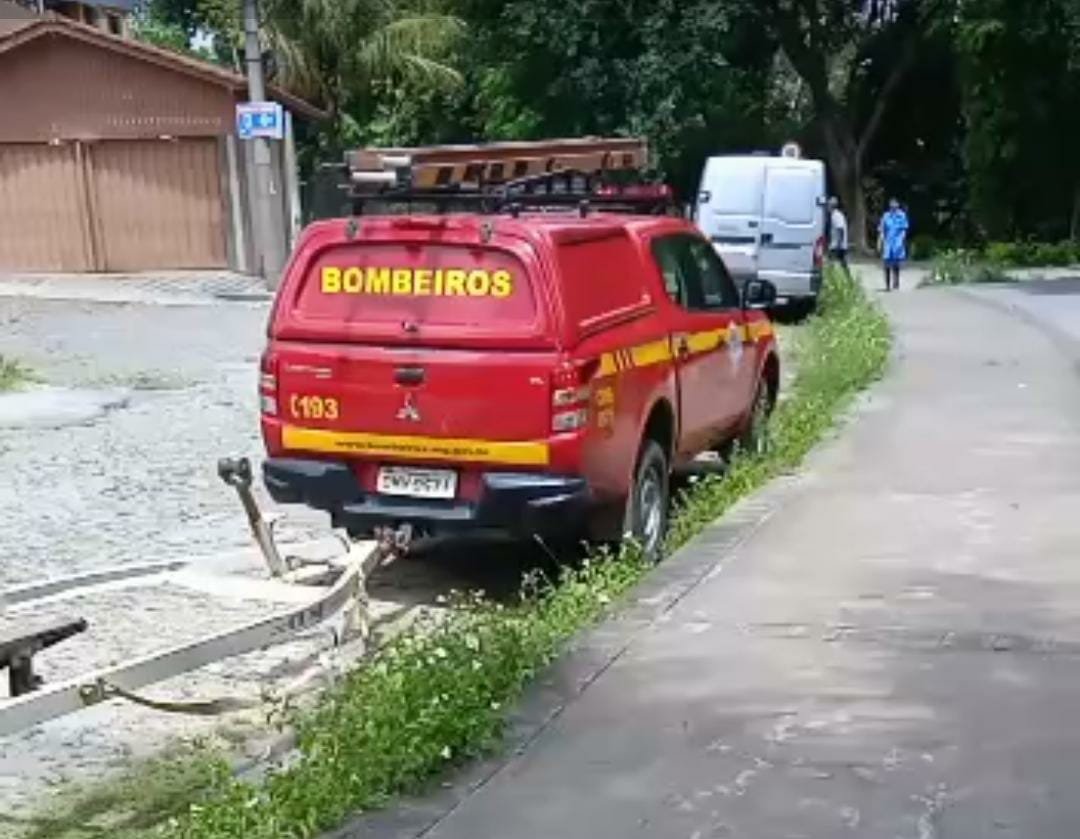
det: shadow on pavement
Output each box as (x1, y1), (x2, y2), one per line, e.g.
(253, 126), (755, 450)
(1016, 277), (1080, 296)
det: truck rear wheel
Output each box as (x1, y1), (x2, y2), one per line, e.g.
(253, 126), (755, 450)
(738, 377), (773, 457)
(624, 440), (670, 564)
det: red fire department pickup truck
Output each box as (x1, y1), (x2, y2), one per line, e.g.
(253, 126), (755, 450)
(259, 139), (779, 560)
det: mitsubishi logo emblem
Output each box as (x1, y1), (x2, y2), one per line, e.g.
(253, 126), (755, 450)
(396, 392), (421, 422)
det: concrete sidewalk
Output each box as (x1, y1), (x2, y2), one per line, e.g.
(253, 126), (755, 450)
(0, 270), (271, 306)
(345, 286), (1080, 837)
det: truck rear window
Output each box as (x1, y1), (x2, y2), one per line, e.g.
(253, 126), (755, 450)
(294, 243), (537, 330)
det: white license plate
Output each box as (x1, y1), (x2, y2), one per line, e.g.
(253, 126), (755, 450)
(376, 466), (457, 500)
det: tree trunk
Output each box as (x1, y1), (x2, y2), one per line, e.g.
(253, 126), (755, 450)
(820, 113), (871, 253)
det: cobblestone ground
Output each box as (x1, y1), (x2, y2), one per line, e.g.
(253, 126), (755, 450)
(0, 293), (549, 819)
(0, 296), (300, 584)
(0, 295), (329, 815)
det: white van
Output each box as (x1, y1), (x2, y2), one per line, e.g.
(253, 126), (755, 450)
(693, 154), (827, 311)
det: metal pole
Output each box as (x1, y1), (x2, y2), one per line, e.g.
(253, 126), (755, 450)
(242, 0), (286, 286)
(283, 110), (302, 250)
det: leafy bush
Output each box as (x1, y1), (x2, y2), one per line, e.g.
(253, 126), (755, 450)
(984, 240), (1080, 268)
(909, 235), (951, 261)
(927, 249), (1010, 285)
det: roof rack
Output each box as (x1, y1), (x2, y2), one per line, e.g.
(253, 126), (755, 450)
(335, 137), (677, 217)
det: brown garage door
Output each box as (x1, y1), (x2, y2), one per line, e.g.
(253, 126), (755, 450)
(89, 138), (228, 271)
(0, 143), (94, 271)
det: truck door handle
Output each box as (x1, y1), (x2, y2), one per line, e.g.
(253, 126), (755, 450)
(394, 366), (425, 386)
(760, 232), (773, 245)
(674, 336), (690, 357)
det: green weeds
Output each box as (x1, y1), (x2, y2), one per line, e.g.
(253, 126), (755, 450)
(0, 355), (32, 391)
(925, 248), (1011, 286)
(4, 745), (226, 839)
(23, 268), (891, 839)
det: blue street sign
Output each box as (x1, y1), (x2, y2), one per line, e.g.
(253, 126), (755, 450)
(236, 102), (284, 140)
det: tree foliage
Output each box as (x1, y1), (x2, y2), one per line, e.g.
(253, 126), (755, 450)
(134, 0), (1080, 244)
(956, 0), (1080, 239)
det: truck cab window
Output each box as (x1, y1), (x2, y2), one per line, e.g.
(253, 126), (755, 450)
(652, 235), (740, 312)
(685, 238), (740, 309)
(651, 237), (689, 307)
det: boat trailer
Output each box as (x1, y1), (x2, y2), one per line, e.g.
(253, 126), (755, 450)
(0, 457), (403, 737)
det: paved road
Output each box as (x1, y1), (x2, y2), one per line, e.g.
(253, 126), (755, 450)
(349, 282), (1080, 838)
(965, 276), (1080, 348)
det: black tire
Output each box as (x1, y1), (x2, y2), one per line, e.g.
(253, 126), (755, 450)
(787, 297), (817, 322)
(737, 377), (773, 457)
(623, 440), (670, 564)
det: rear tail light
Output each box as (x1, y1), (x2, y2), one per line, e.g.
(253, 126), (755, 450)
(813, 236), (825, 268)
(259, 351), (278, 416)
(550, 359), (599, 433)
(552, 408), (590, 432)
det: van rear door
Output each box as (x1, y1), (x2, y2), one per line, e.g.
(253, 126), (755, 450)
(693, 156), (766, 282)
(757, 160), (826, 293)
(269, 231), (560, 463)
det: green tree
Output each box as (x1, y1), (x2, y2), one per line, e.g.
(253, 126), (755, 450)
(132, 0), (213, 57)
(261, 0), (463, 141)
(956, 0), (1080, 239)
(437, 0), (772, 196)
(747, 0), (949, 249)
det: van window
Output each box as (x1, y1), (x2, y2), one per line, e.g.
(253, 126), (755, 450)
(294, 243), (537, 331)
(652, 235), (740, 312)
(555, 232), (650, 331)
(764, 166), (819, 225)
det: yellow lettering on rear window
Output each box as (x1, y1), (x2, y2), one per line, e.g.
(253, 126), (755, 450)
(318, 266), (516, 298)
(366, 267), (391, 294)
(342, 267), (362, 293)
(444, 270), (467, 296)
(392, 269), (412, 295)
(491, 270), (512, 298)
(321, 266), (342, 293)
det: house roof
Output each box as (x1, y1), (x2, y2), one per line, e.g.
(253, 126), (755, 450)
(0, 12), (325, 120)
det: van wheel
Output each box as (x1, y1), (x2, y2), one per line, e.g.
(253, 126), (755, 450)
(787, 297), (817, 322)
(738, 378), (773, 457)
(624, 440), (670, 564)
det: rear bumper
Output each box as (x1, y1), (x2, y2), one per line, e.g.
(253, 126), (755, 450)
(759, 268), (821, 299)
(263, 458), (590, 538)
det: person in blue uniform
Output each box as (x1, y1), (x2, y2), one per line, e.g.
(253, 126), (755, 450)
(878, 198), (909, 292)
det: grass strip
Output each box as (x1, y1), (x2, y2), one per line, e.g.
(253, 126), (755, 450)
(27, 268), (891, 839)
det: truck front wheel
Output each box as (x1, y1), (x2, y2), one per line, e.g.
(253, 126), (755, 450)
(624, 440), (670, 564)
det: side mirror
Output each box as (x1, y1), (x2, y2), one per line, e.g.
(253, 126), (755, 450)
(743, 279), (777, 310)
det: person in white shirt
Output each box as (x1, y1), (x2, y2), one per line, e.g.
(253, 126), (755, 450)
(827, 196), (851, 280)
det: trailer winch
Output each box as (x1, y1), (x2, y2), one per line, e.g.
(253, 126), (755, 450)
(0, 456), (403, 737)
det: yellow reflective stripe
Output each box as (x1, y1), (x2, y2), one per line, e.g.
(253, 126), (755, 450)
(687, 329), (723, 354)
(282, 426), (550, 466)
(629, 338), (673, 368)
(748, 320), (774, 341)
(593, 321), (772, 380)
